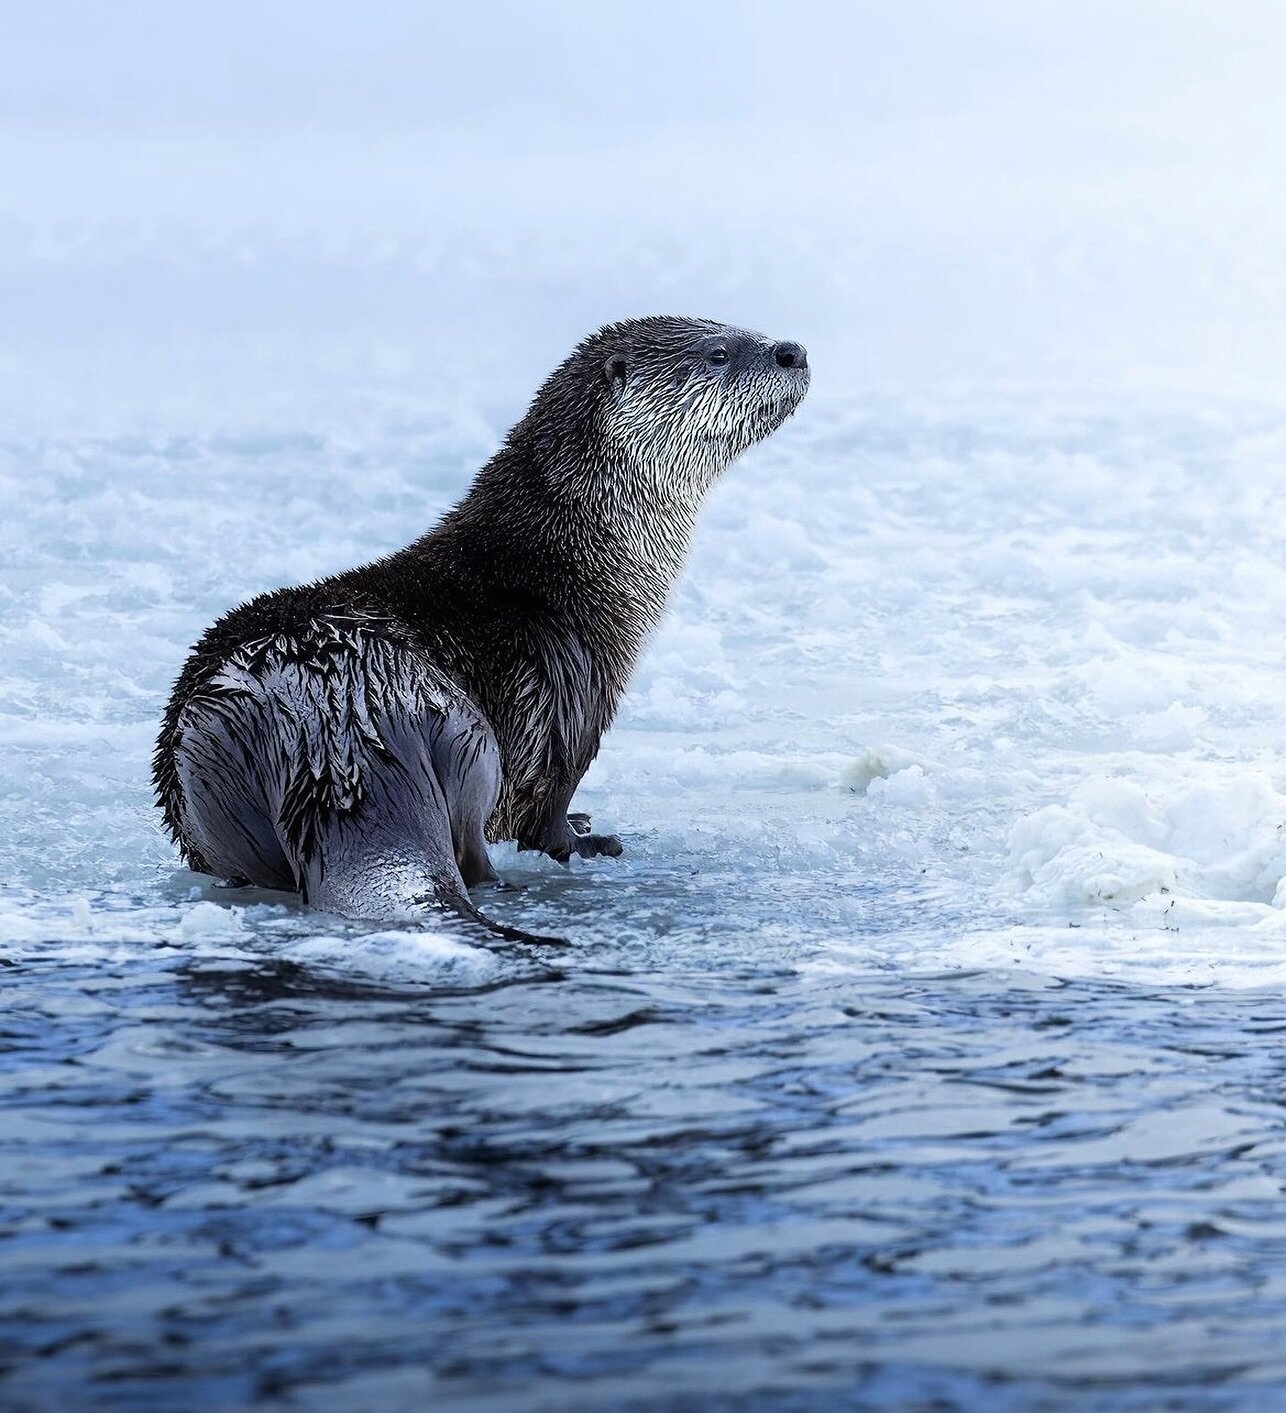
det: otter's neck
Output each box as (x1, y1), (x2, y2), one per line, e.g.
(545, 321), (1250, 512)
(433, 439), (713, 653)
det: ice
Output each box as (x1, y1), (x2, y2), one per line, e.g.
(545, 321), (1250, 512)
(1012, 772), (1286, 910)
(177, 900), (247, 941)
(4, 4), (1286, 989)
(8, 388), (1286, 988)
(841, 747), (932, 796)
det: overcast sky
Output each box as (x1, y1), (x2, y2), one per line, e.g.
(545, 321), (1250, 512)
(4, 2), (1286, 423)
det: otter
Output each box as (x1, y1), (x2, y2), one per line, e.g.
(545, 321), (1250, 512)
(154, 316), (810, 943)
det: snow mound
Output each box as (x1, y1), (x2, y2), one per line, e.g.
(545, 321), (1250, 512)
(841, 746), (931, 796)
(178, 900), (248, 940)
(1010, 770), (1286, 921)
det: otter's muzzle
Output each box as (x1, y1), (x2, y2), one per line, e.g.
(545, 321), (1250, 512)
(772, 341), (808, 371)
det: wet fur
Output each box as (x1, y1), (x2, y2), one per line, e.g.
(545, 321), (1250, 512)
(154, 316), (809, 942)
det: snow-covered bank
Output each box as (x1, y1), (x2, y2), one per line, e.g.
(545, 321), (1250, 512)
(4, 390), (1286, 987)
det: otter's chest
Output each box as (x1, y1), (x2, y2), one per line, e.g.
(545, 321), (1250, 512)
(484, 623), (619, 838)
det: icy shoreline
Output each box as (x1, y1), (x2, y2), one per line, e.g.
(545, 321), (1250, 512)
(4, 392), (1286, 988)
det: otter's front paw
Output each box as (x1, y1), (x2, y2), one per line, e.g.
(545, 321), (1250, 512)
(538, 815), (623, 863)
(564, 812), (622, 859)
(571, 831), (623, 860)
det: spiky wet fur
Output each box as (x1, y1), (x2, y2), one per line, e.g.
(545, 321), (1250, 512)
(154, 316), (810, 942)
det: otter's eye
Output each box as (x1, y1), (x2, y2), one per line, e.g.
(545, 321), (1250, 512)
(604, 356), (629, 396)
(708, 347), (730, 366)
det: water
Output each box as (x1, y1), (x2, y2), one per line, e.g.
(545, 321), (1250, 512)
(6, 920), (1286, 1410)
(5, 394), (1286, 1408)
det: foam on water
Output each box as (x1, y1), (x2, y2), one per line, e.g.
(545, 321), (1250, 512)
(0, 887), (501, 992)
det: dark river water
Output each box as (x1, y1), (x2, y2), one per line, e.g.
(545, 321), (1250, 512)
(4, 884), (1286, 1412)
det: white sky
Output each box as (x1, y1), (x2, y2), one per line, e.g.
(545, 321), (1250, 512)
(3, 1), (1286, 419)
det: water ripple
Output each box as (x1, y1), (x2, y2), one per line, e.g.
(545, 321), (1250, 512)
(4, 941), (1286, 1411)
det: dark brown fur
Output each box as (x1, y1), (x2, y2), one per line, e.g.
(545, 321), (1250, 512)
(154, 316), (809, 942)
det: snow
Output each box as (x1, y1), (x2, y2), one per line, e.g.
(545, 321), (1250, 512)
(6, 390), (1286, 989)
(3, 3), (1286, 989)
(1011, 772), (1286, 914)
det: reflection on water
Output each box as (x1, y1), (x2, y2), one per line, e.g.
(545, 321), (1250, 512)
(4, 909), (1286, 1411)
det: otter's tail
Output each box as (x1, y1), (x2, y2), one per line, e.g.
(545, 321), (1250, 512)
(306, 856), (566, 948)
(426, 877), (569, 948)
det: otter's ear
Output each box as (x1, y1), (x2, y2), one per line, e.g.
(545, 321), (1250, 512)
(604, 356), (629, 399)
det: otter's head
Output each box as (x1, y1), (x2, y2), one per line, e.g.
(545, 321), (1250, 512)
(594, 315), (809, 473)
(525, 316), (810, 501)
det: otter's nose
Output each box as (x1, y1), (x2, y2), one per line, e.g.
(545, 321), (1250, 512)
(773, 340), (808, 370)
